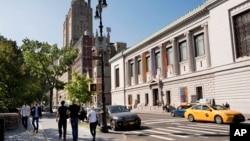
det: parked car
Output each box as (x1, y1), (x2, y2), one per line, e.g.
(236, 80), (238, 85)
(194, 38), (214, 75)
(52, 106), (59, 113)
(171, 104), (194, 117)
(184, 103), (245, 124)
(100, 105), (141, 131)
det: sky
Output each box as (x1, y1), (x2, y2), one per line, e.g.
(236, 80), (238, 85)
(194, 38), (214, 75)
(0, 0), (207, 48)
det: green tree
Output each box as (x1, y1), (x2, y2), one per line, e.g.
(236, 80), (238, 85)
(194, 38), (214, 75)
(64, 71), (92, 104)
(21, 38), (78, 112)
(0, 35), (25, 109)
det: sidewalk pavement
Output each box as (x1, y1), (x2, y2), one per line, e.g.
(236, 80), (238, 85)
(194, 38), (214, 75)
(5, 115), (126, 141)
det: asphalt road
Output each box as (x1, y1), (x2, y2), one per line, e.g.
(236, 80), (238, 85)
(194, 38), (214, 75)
(119, 113), (250, 141)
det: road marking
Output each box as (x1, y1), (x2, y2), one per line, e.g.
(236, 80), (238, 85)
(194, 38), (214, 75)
(192, 123), (229, 128)
(145, 129), (189, 138)
(167, 126), (216, 134)
(177, 125), (228, 133)
(131, 131), (175, 141)
(144, 119), (187, 125)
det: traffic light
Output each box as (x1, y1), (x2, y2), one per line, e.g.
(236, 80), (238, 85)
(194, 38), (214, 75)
(90, 84), (99, 92)
(90, 84), (97, 91)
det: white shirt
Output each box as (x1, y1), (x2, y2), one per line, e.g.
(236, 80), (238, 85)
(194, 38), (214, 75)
(88, 110), (97, 123)
(21, 104), (31, 117)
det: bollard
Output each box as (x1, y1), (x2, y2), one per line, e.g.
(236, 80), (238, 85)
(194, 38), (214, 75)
(0, 118), (4, 141)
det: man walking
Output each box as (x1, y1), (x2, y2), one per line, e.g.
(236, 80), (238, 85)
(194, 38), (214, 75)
(20, 100), (30, 130)
(68, 99), (80, 141)
(56, 100), (68, 140)
(31, 100), (42, 133)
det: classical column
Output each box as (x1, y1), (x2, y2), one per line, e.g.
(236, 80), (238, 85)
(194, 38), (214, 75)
(185, 31), (194, 72)
(172, 38), (179, 75)
(202, 23), (211, 68)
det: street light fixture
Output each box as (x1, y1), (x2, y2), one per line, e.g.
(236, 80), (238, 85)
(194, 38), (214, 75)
(94, 0), (108, 133)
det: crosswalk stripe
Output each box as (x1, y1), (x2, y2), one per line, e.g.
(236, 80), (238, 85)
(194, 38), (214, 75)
(143, 119), (170, 122)
(167, 126), (216, 134)
(144, 119), (187, 125)
(156, 128), (192, 135)
(187, 124), (229, 130)
(193, 123), (229, 128)
(177, 125), (228, 133)
(131, 131), (175, 141)
(145, 129), (189, 138)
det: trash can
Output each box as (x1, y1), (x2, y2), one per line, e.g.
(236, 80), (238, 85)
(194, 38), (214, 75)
(0, 118), (4, 141)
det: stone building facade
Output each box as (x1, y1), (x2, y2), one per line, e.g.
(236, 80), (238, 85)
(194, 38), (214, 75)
(110, 0), (250, 114)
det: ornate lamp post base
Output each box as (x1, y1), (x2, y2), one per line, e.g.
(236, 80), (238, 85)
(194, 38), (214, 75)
(100, 126), (109, 133)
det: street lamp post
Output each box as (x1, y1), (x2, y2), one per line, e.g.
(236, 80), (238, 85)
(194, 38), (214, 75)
(95, 0), (108, 133)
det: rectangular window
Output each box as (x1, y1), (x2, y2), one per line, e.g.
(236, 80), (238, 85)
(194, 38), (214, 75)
(233, 9), (250, 58)
(167, 47), (173, 65)
(179, 41), (187, 61)
(130, 63), (134, 77)
(137, 60), (142, 75)
(137, 94), (140, 103)
(156, 52), (161, 69)
(146, 56), (151, 72)
(196, 86), (203, 100)
(194, 33), (205, 57)
(115, 68), (119, 87)
(145, 93), (149, 106)
(128, 95), (132, 106)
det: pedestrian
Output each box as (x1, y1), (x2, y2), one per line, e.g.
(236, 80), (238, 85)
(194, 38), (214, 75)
(30, 100), (42, 133)
(225, 102), (230, 109)
(166, 104), (170, 112)
(20, 100), (30, 130)
(56, 100), (68, 140)
(67, 99), (81, 141)
(88, 105), (99, 141)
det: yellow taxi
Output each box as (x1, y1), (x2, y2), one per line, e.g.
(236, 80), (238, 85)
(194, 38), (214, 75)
(184, 103), (245, 124)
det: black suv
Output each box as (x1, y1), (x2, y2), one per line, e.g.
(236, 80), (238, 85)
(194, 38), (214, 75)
(100, 105), (141, 131)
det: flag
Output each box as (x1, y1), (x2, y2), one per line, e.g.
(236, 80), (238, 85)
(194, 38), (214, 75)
(151, 48), (157, 76)
(142, 52), (147, 82)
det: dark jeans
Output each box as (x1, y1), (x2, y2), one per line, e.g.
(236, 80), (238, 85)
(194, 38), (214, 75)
(32, 117), (39, 130)
(58, 119), (67, 138)
(22, 116), (28, 129)
(70, 118), (78, 141)
(90, 122), (97, 139)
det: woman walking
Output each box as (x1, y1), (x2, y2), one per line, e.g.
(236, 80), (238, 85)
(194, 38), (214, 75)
(88, 105), (99, 141)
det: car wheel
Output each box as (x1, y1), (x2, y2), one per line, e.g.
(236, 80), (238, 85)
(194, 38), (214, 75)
(215, 115), (223, 124)
(188, 114), (195, 122)
(110, 120), (118, 131)
(171, 112), (175, 117)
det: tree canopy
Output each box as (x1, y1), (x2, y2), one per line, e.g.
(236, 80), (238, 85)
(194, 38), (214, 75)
(21, 38), (78, 112)
(64, 71), (92, 104)
(0, 35), (26, 109)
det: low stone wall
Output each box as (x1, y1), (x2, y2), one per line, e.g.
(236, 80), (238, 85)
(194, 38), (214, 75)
(0, 113), (21, 131)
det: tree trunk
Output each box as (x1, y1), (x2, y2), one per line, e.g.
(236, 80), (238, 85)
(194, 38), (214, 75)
(49, 87), (53, 113)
